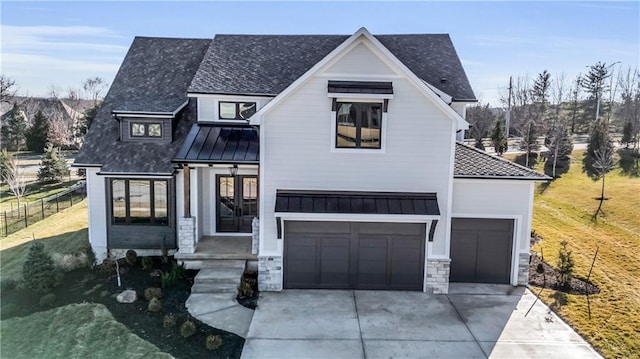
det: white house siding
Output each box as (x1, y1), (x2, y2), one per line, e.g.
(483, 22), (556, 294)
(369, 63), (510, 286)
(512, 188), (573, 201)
(451, 179), (535, 284)
(86, 168), (108, 262)
(260, 41), (457, 261)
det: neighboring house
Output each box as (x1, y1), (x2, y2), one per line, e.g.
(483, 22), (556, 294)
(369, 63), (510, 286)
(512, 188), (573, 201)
(74, 28), (548, 294)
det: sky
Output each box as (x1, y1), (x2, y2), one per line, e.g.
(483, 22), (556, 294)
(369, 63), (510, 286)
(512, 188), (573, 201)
(1, 1), (638, 106)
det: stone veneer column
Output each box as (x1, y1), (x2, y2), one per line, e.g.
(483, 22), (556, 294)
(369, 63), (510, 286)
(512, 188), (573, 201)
(517, 253), (530, 286)
(251, 218), (259, 255)
(425, 258), (451, 294)
(258, 256), (282, 291)
(178, 217), (196, 254)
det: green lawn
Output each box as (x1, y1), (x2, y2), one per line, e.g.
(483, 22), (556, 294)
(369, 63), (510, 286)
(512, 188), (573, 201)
(0, 303), (172, 359)
(0, 180), (81, 212)
(530, 150), (640, 358)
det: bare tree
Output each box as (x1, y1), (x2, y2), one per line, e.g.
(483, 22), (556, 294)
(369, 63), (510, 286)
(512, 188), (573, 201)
(592, 147), (614, 221)
(0, 75), (17, 104)
(1, 152), (28, 217)
(466, 102), (495, 149)
(82, 77), (108, 105)
(546, 73), (573, 178)
(617, 67), (640, 150)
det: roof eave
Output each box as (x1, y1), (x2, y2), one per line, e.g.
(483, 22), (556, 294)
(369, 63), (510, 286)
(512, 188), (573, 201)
(454, 175), (551, 181)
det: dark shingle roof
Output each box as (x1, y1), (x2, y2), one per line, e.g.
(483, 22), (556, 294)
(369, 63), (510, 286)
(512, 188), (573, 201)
(174, 124), (259, 164)
(74, 37), (211, 173)
(188, 34), (475, 101)
(454, 142), (550, 180)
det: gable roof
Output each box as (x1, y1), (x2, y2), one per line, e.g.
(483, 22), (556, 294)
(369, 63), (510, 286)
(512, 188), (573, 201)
(74, 37), (210, 173)
(188, 33), (475, 101)
(454, 142), (550, 180)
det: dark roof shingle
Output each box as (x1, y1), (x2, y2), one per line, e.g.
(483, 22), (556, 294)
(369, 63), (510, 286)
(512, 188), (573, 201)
(74, 37), (211, 173)
(188, 33), (475, 101)
(454, 142), (550, 180)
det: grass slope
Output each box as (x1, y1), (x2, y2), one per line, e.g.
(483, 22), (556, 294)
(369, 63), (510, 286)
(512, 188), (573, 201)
(0, 303), (172, 359)
(0, 200), (88, 280)
(531, 151), (640, 358)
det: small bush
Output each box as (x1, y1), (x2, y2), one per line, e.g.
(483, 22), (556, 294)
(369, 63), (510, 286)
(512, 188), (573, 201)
(148, 297), (162, 313)
(98, 259), (115, 274)
(238, 280), (254, 298)
(163, 313), (177, 328)
(0, 278), (18, 292)
(556, 240), (575, 287)
(161, 261), (187, 288)
(141, 257), (154, 270)
(52, 252), (90, 272)
(144, 287), (163, 301)
(205, 335), (223, 351)
(39, 293), (56, 307)
(22, 242), (63, 293)
(125, 250), (138, 266)
(180, 320), (197, 338)
(536, 262), (545, 274)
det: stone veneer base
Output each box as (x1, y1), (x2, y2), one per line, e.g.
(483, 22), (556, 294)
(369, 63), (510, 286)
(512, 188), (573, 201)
(425, 258), (451, 294)
(258, 256), (283, 291)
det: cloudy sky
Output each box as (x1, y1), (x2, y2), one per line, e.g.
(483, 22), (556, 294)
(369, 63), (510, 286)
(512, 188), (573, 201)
(1, 1), (638, 106)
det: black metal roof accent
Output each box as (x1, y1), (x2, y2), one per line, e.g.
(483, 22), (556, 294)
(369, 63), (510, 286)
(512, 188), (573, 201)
(328, 81), (393, 94)
(454, 142), (551, 180)
(275, 190), (440, 216)
(173, 124), (259, 164)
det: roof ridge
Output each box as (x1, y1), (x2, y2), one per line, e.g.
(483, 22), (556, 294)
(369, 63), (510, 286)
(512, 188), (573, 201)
(455, 141), (549, 178)
(134, 36), (210, 41)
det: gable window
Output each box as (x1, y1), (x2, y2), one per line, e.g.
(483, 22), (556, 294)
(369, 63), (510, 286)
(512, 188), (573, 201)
(336, 102), (382, 149)
(131, 122), (162, 138)
(219, 101), (256, 120)
(111, 179), (168, 225)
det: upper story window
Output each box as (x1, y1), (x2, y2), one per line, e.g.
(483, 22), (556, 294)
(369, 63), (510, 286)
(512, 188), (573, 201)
(219, 101), (256, 120)
(336, 102), (382, 149)
(111, 179), (168, 225)
(131, 122), (162, 138)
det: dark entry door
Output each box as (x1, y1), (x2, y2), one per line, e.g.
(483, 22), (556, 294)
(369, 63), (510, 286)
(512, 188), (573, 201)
(216, 175), (257, 232)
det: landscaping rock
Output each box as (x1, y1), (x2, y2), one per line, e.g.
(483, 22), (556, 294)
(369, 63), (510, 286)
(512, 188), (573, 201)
(116, 289), (137, 303)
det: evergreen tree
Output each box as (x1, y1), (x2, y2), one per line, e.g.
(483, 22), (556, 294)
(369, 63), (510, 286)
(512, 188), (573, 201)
(37, 143), (69, 183)
(518, 121), (540, 167)
(579, 62), (613, 130)
(73, 103), (99, 148)
(490, 119), (508, 156)
(25, 110), (50, 153)
(22, 242), (63, 293)
(531, 70), (551, 128)
(1, 103), (27, 151)
(621, 121), (634, 149)
(583, 120), (614, 179)
(545, 124), (574, 178)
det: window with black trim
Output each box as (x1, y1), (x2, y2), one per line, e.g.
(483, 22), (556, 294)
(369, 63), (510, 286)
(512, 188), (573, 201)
(111, 179), (168, 225)
(130, 122), (162, 138)
(219, 102), (256, 120)
(335, 102), (382, 149)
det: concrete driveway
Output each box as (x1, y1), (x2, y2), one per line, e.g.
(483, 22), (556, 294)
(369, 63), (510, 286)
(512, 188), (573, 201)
(241, 285), (601, 359)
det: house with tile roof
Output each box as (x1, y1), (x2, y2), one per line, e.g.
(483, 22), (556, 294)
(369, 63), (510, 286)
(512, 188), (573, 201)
(74, 28), (548, 294)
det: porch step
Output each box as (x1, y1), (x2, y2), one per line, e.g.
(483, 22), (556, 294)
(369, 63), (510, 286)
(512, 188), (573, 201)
(191, 260), (246, 294)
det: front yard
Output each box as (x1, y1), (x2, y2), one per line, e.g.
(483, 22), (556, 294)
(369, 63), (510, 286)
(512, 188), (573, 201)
(530, 150), (640, 358)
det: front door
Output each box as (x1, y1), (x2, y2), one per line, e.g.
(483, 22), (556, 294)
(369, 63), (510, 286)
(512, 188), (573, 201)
(217, 175), (258, 232)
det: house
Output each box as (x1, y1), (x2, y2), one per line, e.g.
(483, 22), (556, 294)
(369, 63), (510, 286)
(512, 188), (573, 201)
(74, 28), (548, 294)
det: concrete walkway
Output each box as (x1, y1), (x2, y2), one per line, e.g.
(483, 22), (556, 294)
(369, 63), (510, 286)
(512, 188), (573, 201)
(186, 293), (254, 338)
(241, 287), (601, 359)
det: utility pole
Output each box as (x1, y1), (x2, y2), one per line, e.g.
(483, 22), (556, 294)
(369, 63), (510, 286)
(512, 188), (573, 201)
(505, 76), (512, 140)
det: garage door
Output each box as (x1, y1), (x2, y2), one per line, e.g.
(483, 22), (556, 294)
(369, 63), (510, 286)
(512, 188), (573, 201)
(284, 221), (425, 290)
(450, 218), (514, 284)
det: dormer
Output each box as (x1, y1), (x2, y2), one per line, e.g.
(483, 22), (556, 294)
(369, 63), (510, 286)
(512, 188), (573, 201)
(191, 95), (273, 124)
(112, 99), (189, 144)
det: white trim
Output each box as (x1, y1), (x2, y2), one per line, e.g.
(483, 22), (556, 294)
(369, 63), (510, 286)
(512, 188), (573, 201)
(258, 123), (266, 254)
(188, 93), (275, 100)
(275, 212), (440, 222)
(453, 177), (546, 184)
(97, 173), (173, 178)
(443, 120), (457, 258)
(113, 113), (174, 119)
(317, 73), (403, 79)
(211, 232), (252, 237)
(328, 93), (394, 100)
(423, 81), (453, 104)
(248, 27), (469, 131)
(451, 214), (522, 286)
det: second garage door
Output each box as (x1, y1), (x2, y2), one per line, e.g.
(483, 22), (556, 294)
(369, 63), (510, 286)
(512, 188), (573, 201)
(450, 218), (514, 284)
(284, 221), (425, 290)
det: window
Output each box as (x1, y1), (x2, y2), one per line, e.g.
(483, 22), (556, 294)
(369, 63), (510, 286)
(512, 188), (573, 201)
(111, 179), (169, 225)
(335, 102), (382, 149)
(130, 122), (162, 138)
(219, 102), (256, 120)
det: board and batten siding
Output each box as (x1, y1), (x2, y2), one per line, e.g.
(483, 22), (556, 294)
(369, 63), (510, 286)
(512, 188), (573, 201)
(86, 168), (108, 262)
(451, 179), (535, 253)
(260, 41), (457, 257)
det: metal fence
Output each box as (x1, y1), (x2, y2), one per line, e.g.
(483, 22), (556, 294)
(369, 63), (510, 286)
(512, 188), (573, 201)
(1, 182), (86, 237)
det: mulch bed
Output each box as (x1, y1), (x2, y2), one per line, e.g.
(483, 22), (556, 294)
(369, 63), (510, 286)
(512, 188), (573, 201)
(529, 253), (600, 295)
(0, 257), (244, 359)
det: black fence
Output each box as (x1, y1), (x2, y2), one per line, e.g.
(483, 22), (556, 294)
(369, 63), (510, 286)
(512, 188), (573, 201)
(1, 182), (86, 237)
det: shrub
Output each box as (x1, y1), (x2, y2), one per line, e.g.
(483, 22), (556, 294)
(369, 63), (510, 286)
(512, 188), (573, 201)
(0, 278), (18, 292)
(144, 287), (163, 301)
(205, 335), (223, 351)
(125, 250), (138, 266)
(22, 242), (63, 293)
(141, 257), (154, 270)
(238, 280), (254, 299)
(1, 303), (19, 318)
(180, 320), (196, 338)
(98, 259), (115, 274)
(52, 252), (90, 272)
(39, 293), (56, 307)
(163, 313), (177, 328)
(161, 261), (187, 288)
(556, 240), (575, 287)
(536, 262), (545, 274)
(148, 297), (162, 313)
